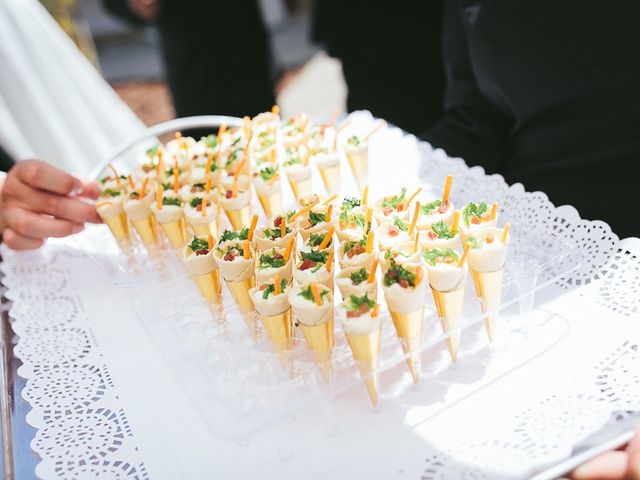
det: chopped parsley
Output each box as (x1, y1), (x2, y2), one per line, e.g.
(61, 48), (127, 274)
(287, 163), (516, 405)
(162, 182), (172, 191)
(349, 267), (369, 285)
(258, 165), (278, 182)
(339, 210), (366, 229)
(383, 260), (416, 288)
(384, 249), (409, 261)
(393, 216), (408, 232)
(188, 236), (209, 252)
(102, 188), (121, 197)
(347, 135), (361, 146)
(345, 294), (375, 312)
(462, 202), (488, 227)
(225, 149), (243, 166)
(216, 244), (244, 257)
(165, 167), (181, 177)
(300, 250), (329, 264)
(420, 199), (442, 214)
(342, 197), (361, 211)
(283, 156), (303, 167)
(430, 220), (455, 239)
(189, 197), (203, 208)
(308, 232), (331, 247)
(209, 161), (219, 172)
(100, 174), (126, 185)
(259, 253), (286, 269)
(219, 228), (249, 243)
(423, 248), (459, 266)
(298, 285), (330, 303)
(382, 188), (407, 209)
(231, 136), (242, 147)
(263, 226), (292, 240)
(262, 279), (288, 299)
(308, 211), (327, 226)
(162, 197), (182, 207)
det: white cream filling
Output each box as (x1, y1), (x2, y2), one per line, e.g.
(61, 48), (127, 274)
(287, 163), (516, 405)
(338, 306), (380, 336)
(288, 284), (333, 326)
(467, 227), (509, 272)
(427, 262), (467, 292)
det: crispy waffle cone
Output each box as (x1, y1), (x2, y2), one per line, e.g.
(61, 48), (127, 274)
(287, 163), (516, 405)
(159, 218), (187, 249)
(299, 316), (334, 382)
(431, 287), (465, 362)
(318, 163), (341, 195)
(226, 275), (256, 311)
(288, 177), (313, 201)
(224, 204), (251, 230)
(345, 327), (381, 407)
(346, 152), (368, 193)
(258, 192), (282, 218)
(104, 213), (129, 241)
(471, 268), (504, 342)
(193, 270), (222, 304)
(389, 308), (424, 384)
(131, 217), (157, 246)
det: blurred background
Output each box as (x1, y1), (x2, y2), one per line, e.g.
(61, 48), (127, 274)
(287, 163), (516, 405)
(46, 0), (347, 125)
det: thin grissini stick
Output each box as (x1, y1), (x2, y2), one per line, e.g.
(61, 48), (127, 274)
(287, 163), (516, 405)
(408, 201), (420, 237)
(217, 123), (227, 142)
(319, 227), (334, 249)
(173, 166), (179, 192)
(208, 234), (214, 250)
(244, 240), (251, 259)
(248, 214), (259, 241)
(451, 210), (460, 234)
(366, 230), (375, 254)
(108, 163), (121, 185)
(367, 258), (379, 283)
(403, 187), (422, 210)
(140, 177), (150, 198)
(311, 282), (322, 306)
(289, 203), (315, 222)
(490, 202), (499, 221)
(442, 174), (453, 204)
(127, 174), (135, 190)
(271, 104), (280, 115)
(363, 120), (387, 142)
(326, 249), (334, 272)
(362, 185), (369, 206)
(501, 223), (511, 244)
(280, 216), (287, 238)
(284, 237), (295, 263)
(156, 185), (164, 210)
(205, 176), (212, 194)
(457, 243), (470, 267)
(325, 204), (333, 222)
(365, 207), (373, 233)
(274, 274), (282, 295)
(201, 197), (208, 217)
(413, 232), (420, 254)
(322, 194), (338, 206)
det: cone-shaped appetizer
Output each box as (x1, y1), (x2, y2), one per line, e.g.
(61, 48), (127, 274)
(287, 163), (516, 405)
(424, 247), (468, 362)
(383, 260), (427, 384)
(289, 283), (334, 381)
(219, 175), (251, 230)
(283, 148), (313, 201)
(254, 215), (296, 252)
(299, 228), (334, 258)
(338, 233), (376, 270)
(253, 164), (282, 217)
(335, 265), (378, 301)
(378, 217), (412, 251)
(467, 225), (510, 342)
(256, 246), (294, 286)
(250, 277), (292, 356)
(379, 240), (422, 272)
(344, 134), (369, 192)
(150, 187), (187, 249)
(184, 195), (218, 238)
(335, 197), (368, 242)
(293, 202), (334, 241)
(213, 239), (256, 310)
(419, 218), (461, 252)
(314, 150), (341, 195)
(183, 235), (222, 303)
(281, 116), (307, 149)
(124, 179), (157, 246)
(96, 187), (129, 241)
(416, 174), (455, 230)
(338, 293), (381, 406)
(294, 248), (334, 290)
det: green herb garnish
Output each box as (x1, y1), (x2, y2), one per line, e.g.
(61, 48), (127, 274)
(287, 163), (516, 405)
(462, 202), (488, 227)
(203, 134), (217, 149)
(343, 236), (367, 254)
(466, 235), (484, 249)
(393, 216), (408, 232)
(298, 285), (330, 303)
(420, 199), (442, 214)
(383, 260), (416, 288)
(430, 220), (455, 239)
(308, 232), (331, 247)
(308, 211), (327, 226)
(382, 188), (407, 209)
(262, 279), (288, 299)
(102, 188), (121, 197)
(347, 135), (361, 146)
(342, 197), (361, 211)
(349, 267), (369, 285)
(345, 294), (375, 312)
(162, 197), (181, 207)
(283, 156), (303, 167)
(300, 250), (329, 264)
(259, 165), (278, 182)
(259, 250), (286, 269)
(188, 236), (209, 252)
(263, 226), (292, 240)
(189, 197), (203, 208)
(145, 145), (158, 158)
(219, 228), (249, 243)
(423, 248), (459, 266)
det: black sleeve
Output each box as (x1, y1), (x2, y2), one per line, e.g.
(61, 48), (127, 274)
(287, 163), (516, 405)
(0, 145), (15, 173)
(421, 0), (511, 172)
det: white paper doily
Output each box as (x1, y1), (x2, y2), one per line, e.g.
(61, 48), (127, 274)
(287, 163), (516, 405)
(2, 111), (639, 479)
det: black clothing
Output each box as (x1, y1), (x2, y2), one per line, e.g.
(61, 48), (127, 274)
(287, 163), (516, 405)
(0, 145), (14, 172)
(423, 0), (640, 237)
(313, 0), (445, 135)
(104, 0), (275, 122)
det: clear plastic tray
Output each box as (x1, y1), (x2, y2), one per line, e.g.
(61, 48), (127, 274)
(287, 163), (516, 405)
(85, 116), (584, 445)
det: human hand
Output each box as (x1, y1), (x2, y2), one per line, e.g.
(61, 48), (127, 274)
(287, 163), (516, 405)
(568, 426), (640, 479)
(0, 160), (102, 250)
(127, 0), (160, 21)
